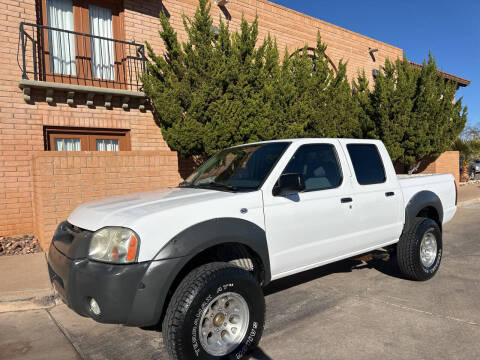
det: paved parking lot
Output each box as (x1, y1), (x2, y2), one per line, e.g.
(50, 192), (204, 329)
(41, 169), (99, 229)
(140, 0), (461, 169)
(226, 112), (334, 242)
(1, 205), (479, 360)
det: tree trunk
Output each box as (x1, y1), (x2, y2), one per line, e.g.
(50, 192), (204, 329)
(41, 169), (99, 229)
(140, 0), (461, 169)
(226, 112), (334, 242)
(407, 161), (422, 175)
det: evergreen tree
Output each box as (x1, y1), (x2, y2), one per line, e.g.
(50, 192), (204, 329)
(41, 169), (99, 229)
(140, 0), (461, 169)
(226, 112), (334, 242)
(369, 56), (415, 164)
(143, 0), (280, 157)
(142, 0), (467, 164)
(368, 54), (467, 173)
(273, 34), (361, 140)
(352, 71), (375, 138)
(403, 54), (466, 172)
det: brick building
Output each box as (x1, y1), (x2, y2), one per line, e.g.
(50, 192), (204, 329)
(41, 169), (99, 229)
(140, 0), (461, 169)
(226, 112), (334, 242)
(0, 0), (470, 248)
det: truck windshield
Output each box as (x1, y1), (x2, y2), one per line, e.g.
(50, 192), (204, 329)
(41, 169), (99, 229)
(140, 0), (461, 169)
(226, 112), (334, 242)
(180, 142), (290, 192)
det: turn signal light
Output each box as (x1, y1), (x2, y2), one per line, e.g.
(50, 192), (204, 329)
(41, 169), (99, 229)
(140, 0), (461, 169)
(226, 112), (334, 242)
(126, 235), (138, 262)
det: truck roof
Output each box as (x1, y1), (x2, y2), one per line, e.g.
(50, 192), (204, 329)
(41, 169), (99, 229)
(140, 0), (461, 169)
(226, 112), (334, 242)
(229, 138), (383, 148)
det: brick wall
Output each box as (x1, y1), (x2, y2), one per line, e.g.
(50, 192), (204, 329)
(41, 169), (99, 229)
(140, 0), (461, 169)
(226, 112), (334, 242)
(417, 151), (460, 185)
(32, 151), (182, 249)
(0, 0), (171, 236)
(0, 0), (404, 237)
(124, 0), (403, 85)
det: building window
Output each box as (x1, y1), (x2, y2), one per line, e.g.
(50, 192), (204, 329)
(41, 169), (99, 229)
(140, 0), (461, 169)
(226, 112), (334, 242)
(96, 138), (119, 151)
(40, 0), (125, 86)
(54, 137), (81, 151)
(46, 0), (76, 76)
(89, 5), (115, 80)
(44, 127), (130, 151)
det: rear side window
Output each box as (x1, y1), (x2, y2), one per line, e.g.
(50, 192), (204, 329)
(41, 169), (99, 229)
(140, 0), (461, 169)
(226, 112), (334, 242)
(347, 144), (386, 185)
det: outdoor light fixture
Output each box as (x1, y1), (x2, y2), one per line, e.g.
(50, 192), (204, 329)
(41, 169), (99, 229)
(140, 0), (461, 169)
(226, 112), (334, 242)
(215, 0), (230, 6)
(372, 69), (380, 77)
(211, 25), (219, 39)
(368, 47), (379, 62)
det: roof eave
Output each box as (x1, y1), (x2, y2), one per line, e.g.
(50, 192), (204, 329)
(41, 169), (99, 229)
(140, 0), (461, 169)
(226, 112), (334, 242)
(408, 61), (471, 87)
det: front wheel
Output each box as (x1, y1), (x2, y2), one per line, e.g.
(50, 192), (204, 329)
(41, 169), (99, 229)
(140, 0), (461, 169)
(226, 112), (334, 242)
(397, 217), (442, 281)
(163, 262), (265, 360)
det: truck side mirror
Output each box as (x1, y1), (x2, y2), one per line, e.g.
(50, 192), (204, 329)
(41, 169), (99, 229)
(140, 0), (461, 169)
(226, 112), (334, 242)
(273, 173), (306, 196)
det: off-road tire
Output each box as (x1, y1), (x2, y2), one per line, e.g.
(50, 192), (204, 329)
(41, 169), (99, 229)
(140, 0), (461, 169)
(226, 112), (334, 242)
(163, 262), (265, 360)
(397, 217), (442, 281)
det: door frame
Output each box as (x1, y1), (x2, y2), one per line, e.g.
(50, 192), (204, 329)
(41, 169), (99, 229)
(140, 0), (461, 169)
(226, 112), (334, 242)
(260, 139), (357, 278)
(338, 139), (404, 251)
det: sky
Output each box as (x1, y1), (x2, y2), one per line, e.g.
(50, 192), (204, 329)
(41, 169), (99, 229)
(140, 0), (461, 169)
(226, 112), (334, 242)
(274, 0), (480, 126)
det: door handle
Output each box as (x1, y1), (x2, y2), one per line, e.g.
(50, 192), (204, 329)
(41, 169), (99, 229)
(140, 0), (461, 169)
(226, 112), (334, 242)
(385, 192), (395, 197)
(341, 197), (353, 203)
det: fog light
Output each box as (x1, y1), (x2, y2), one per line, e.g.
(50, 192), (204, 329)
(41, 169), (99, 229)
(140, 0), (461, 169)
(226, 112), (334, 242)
(89, 298), (101, 316)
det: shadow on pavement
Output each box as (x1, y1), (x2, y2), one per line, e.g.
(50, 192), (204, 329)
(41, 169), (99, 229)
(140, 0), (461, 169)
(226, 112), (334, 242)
(140, 251), (405, 360)
(263, 249), (405, 297)
(246, 346), (273, 360)
(354, 252), (405, 279)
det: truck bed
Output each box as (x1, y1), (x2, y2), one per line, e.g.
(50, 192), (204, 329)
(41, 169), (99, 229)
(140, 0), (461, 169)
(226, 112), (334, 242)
(398, 173), (457, 225)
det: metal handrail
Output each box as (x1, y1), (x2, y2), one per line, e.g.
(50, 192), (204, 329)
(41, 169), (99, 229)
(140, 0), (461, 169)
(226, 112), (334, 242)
(19, 21), (146, 91)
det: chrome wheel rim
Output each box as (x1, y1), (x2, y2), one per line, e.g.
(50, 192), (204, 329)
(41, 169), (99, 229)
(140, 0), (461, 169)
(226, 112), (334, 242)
(198, 292), (249, 356)
(420, 231), (437, 268)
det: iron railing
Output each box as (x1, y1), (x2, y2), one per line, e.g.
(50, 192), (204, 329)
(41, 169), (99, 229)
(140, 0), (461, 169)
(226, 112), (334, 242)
(19, 22), (146, 91)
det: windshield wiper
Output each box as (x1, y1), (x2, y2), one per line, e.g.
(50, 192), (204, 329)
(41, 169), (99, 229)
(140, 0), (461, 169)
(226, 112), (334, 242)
(178, 181), (191, 187)
(195, 181), (237, 192)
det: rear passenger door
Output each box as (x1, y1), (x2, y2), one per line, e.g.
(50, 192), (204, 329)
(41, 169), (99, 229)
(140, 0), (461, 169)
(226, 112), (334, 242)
(263, 141), (357, 278)
(340, 141), (403, 252)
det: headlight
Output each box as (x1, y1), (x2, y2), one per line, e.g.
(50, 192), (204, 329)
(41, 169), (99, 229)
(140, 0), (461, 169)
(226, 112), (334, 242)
(89, 227), (139, 263)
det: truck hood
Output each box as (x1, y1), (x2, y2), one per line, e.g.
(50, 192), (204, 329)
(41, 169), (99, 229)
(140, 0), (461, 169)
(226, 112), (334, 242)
(67, 187), (233, 231)
(67, 187), (265, 262)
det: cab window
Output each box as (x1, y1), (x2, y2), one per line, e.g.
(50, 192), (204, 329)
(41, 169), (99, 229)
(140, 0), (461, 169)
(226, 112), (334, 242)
(347, 144), (386, 185)
(282, 144), (343, 191)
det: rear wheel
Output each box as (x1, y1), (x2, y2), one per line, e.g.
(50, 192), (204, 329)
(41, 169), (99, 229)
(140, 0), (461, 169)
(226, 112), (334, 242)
(163, 262), (265, 360)
(397, 217), (442, 281)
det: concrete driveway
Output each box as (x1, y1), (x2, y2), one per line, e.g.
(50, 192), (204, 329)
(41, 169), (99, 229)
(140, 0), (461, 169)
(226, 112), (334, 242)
(1, 205), (479, 360)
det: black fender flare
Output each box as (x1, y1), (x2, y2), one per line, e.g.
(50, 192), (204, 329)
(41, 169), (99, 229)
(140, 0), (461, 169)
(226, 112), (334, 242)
(404, 191), (443, 231)
(126, 218), (271, 326)
(155, 217), (271, 284)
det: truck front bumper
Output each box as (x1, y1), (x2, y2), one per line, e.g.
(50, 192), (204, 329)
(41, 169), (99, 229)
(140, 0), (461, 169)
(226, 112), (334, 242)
(47, 239), (184, 327)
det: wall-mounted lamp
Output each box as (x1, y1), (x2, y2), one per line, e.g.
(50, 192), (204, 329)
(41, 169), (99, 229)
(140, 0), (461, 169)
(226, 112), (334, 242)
(372, 69), (380, 77)
(211, 25), (219, 40)
(215, 0), (230, 6)
(215, 0), (232, 20)
(368, 47), (379, 62)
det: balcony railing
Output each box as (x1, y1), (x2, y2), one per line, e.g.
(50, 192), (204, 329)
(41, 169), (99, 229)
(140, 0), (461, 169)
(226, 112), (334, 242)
(19, 22), (146, 92)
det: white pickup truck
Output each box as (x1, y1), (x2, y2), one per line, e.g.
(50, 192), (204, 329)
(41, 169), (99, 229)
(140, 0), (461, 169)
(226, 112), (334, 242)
(47, 138), (457, 360)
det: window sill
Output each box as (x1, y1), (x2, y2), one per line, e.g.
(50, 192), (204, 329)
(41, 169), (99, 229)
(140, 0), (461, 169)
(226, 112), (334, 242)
(18, 79), (146, 111)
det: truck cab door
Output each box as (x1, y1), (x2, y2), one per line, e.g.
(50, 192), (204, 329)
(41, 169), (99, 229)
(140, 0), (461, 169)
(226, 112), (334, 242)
(262, 140), (357, 279)
(339, 140), (404, 252)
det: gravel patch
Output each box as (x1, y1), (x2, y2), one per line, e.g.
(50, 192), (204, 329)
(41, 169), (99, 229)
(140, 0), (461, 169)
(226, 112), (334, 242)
(0, 234), (41, 256)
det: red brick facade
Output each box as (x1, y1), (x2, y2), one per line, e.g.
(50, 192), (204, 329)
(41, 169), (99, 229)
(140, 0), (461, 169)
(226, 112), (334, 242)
(417, 151), (460, 186)
(0, 0), (460, 242)
(122, 0), (403, 85)
(32, 151), (182, 248)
